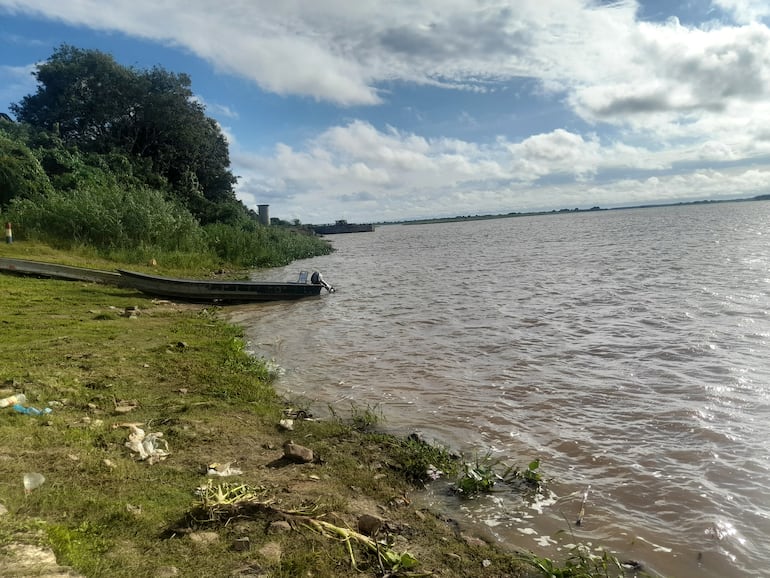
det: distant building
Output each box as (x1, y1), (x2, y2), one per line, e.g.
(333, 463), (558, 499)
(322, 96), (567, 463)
(0, 112), (13, 123)
(257, 204), (270, 226)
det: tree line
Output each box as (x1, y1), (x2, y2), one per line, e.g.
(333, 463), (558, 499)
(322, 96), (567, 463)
(0, 45), (329, 268)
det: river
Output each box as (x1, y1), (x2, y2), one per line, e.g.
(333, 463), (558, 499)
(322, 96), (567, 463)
(229, 200), (770, 578)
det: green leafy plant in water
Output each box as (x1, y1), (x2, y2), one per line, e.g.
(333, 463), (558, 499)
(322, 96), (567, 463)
(504, 459), (545, 494)
(387, 434), (459, 486)
(452, 453), (502, 497)
(519, 543), (631, 578)
(453, 456), (548, 498)
(349, 402), (383, 431)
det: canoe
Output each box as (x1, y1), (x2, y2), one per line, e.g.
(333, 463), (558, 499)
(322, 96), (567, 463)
(0, 258), (122, 285)
(117, 269), (326, 302)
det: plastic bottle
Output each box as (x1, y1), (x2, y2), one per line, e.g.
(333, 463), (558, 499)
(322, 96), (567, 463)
(12, 403), (51, 416)
(0, 393), (26, 408)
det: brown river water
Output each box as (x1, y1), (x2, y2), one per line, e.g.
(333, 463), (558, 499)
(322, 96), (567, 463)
(229, 201), (770, 578)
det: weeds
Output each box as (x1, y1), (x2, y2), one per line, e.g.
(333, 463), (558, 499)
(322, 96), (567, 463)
(386, 434), (460, 486)
(452, 454), (546, 498)
(453, 453), (501, 496)
(519, 543), (634, 578)
(349, 403), (383, 431)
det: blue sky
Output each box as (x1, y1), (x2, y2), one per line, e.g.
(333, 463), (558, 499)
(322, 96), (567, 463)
(2, 0), (770, 224)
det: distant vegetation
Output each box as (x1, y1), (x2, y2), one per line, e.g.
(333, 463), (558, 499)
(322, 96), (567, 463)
(0, 44), (331, 269)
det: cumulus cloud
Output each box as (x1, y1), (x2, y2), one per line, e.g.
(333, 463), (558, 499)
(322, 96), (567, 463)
(714, 0), (770, 24)
(229, 120), (770, 223)
(4, 0), (770, 123)
(571, 19), (770, 123)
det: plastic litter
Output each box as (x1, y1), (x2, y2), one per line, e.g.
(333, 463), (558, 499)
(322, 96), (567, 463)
(23, 472), (45, 493)
(124, 425), (170, 464)
(206, 462), (243, 477)
(0, 393), (26, 408)
(12, 403), (52, 416)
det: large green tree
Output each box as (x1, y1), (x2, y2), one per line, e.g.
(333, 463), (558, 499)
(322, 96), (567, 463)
(10, 45), (239, 223)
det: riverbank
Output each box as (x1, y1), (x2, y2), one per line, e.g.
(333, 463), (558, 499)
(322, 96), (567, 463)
(0, 258), (553, 577)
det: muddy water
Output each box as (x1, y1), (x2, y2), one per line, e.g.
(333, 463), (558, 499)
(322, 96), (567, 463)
(230, 201), (770, 578)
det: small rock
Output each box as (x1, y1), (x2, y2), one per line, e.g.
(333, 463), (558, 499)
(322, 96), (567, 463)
(0, 504), (8, 516)
(103, 459), (117, 469)
(268, 520), (292, 534)
(282, 441), (314, 463)
(358, 514), (384, 536)
(156, 566), (179, 577)
(233, 536), (251, 551)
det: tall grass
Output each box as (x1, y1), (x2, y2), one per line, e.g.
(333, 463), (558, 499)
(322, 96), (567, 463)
(2, 186), (333, 269)
(6, 184), (203, 251)
(203, 220), (333, 268)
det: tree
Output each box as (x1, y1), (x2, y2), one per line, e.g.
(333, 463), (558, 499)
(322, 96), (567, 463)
(11, 45), (239, 222)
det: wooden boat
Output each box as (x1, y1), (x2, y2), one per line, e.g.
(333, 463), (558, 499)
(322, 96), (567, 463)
(117, 269), (327, 302)
(312, 219), (374, 235)
(0, 258), (122, 285)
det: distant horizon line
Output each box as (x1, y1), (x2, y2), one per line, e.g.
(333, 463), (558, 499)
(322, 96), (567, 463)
(358, 194), (769, 227)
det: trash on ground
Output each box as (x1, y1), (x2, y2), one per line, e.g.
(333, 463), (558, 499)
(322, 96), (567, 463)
(12, 403), (52, 416)
(278, 418), (294, 431)
(207, 461), (243, 477)
(23, 472), (45, 494)
(0, 393), (26, 408)
(113, 399), (139, 413)
(283, 407), (313, 420)
(124, 424), (170, 464)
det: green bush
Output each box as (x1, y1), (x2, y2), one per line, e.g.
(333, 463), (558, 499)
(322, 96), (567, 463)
(6, 183), (204, 252)
(203, 220), (332, 268)
(0, 133), (54, 205)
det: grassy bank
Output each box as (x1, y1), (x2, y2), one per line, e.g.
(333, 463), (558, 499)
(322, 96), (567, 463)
(0, 246), (550, 577)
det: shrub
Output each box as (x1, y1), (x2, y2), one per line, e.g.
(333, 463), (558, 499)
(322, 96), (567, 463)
(6, 183), (204, 252)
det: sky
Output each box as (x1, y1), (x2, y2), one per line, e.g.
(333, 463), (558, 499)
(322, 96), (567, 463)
(2, 1), (770, 224)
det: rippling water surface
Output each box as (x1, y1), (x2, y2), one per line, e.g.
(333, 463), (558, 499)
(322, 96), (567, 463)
(230, 202), (770, 578)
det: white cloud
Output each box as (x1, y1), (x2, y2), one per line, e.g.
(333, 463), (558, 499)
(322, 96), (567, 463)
(714, 0), (770, 24)
(230, 120), (770, 223)
(4, 0), (770, 127)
